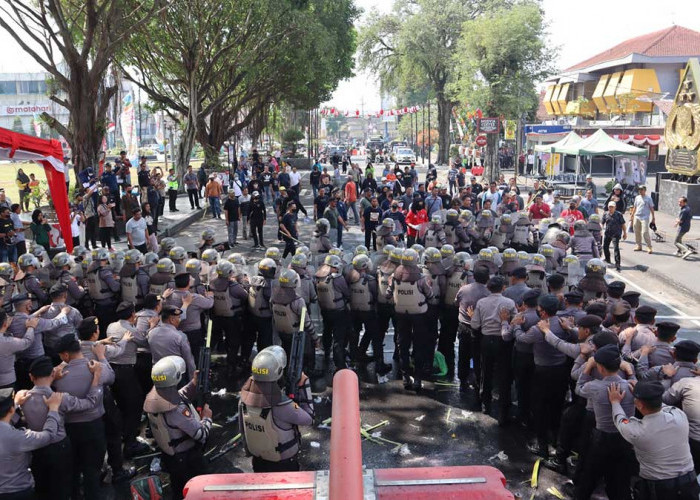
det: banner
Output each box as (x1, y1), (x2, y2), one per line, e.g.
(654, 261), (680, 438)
(32, 114), (41, 137)
(154, 111), (164, 147)
(477, 117), (500, 134)
(615, 156), (647, 185)
(0, 104), (53, 116)
(504, 120), (516, 141)
(120, 91), (139, 163)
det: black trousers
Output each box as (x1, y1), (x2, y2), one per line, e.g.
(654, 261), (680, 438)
(690, 438), (700, 474)
(168, 189), (178, 211)
(99, 227), (112, 248)
(0, 489), (34, 500)
(103, 387), (125, 473)
(248, 315), (273, 351)
(85, 216), (98, 249)
(187, 188), (200, 209)
(438, 306), (459, 375)
(322, 308), (351, 369)
(633, 472), (700, 500)
(250, 220), (264, 247)
(65, 419), (107, 500)
(135, 352), (153, 396)
(555, 398), (588, 462)
(457, 323), (477, 386)
(185, 329), (204, 362)
(395, 312), (430, 379)
(364, 230), (377, 251)
(212, 315), (243, 366)
(575, 429), (635, 500)
(533, 364), (570, 450)
(354, 310), (382, 362)
(603, 234), (621, 266)
(14, 357), (33, 391)
(32, 437), (72, 500)
(376, 303), (395, 360)
(480, 336), (513, 415)
(512, 348), (535, 426)
(94, 301), (117, 338)
(252, 455), (299, 473)
(283, 239), (296, 259)
(162, 446), (205, 500)
(110, 364), (143, 445)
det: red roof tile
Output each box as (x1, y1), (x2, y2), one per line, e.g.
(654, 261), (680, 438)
(565, 26), (700, 72)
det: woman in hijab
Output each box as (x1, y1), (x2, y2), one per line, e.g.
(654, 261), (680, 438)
(604, 183), (626, 214)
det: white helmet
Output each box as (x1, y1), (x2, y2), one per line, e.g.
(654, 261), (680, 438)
(151, 356), (186, 388)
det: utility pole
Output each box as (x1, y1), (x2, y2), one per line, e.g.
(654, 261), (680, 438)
(162, 111), (168, 171)
(421, 105), (425, 164)
(427, 101), (431, 165)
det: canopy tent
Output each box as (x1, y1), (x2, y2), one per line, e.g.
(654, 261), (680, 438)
(557, 129), (649, 156)
(534, 131), (583, 153)
(0, 127), (72, 253)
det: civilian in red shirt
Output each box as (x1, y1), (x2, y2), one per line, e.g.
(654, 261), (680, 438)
(528, 195), (551, 220)
(405, 197), (428, 247)
(561, 200), (584, 234)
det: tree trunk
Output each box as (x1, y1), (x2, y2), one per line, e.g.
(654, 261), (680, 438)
(436, 95), (452, 165)
(483, 132), (500, 182)
(203, 144), (222, 169)
(176, 119), (197, 177)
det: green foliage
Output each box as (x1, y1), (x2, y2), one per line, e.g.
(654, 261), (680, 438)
(282, 128), (305, 156)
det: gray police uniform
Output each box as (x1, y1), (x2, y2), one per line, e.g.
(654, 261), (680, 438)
(87, 265), (120, 334)
(315, 266), (351, 369)
(15, 272), (48, 309)
(148, 272), (174, 297)
(134, 308), (157, 393)
(247, 276), (275, 353)
(148, 323), (197, 381)
(12, 312), (68, 389)
(55, 270), (86, 308)
(165, 290), (213, 361)
(0, 327), (35, 388)
(376, 261), (397, 363)
(271, 286), (315, 368)
(664, 377), (700, 474)
(347, 270), (381, 365)
(438, 266), (469, 376)
(210, 276), (248, 367)
(455, 281), (489, 386)
(40, 303), (82, 357)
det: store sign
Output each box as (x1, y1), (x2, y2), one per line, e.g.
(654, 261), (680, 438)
(477, 117), (500, 134)
(0, 104), (53, 116)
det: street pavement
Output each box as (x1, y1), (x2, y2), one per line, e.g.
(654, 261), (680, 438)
(103, 157), (699, 500)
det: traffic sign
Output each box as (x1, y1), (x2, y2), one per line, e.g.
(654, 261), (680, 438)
(475, 135), (487, 147)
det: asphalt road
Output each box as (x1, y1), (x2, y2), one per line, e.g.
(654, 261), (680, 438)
(104, 157), (699, 500)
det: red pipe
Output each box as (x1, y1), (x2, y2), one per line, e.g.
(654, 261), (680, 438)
(329, 369), (364, 500)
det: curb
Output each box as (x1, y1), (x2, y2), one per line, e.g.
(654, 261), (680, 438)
(162, 208), (205, 237)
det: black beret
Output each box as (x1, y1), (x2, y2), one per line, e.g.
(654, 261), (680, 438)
(633, 381), (665, 400)
(577, 314), (603, 329)
(547, 274), (565, 289)
(49, 282), (67, 296)
(9, 293), (30, 305)
(116, 302), (135, 319)
(0, 387), (13, 415)
(674, 340), (700, 357)
(77, 317), (99, 337)
(622, 290), (641, 301)
(511, 267), (527, 279)
(29, 356), (54, 377)
(594, 344), (621, 365)
(585, 302), (607, 319)
(55, 334), (80, 353)
(592, 331), (620, 348)
(142, 293), (161, 310)
(538, 294), (559, 311)
(607, 281), (626, 292)
(635, 305), (657, 316)
(656, 321), (681, 336)
(612, 301), (631, 316)
(564, 291), (584, 304)
(523, 289), (542, 306)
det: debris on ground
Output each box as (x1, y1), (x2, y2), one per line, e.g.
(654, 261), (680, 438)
(310, 441), (321, 449)
(415, 414), (425, 422)
(488, 451), (508, 462)
(211, 388), (226, 397)
(391, 443), (411, 456)
(225, 415), (238, 424)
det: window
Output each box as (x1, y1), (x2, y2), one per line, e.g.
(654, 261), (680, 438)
(647, 144), (658, 161)
(0, 81), (17, 95)
(18, 80), (47, 94)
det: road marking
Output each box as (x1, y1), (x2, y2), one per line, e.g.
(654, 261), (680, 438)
(606, 269), (700, 328)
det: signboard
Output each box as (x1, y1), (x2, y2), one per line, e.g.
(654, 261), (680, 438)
(615, 156), (647, 185)
(665, 58), (700, 176)
(524, 124), (571, 135)
(0, 104), (53, 116)
(504, 120), (517, 141)
(477, 117), (500, 135)
(475, 135), (487, 147)
(227, 144), (235, 164)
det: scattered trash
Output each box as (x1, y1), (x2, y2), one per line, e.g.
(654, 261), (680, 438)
(391, 444), (411, 456)
(451, 433), (457, 439)
(409, 424), (420, 429)
(211, 388), (226, 397)
(371, 431), (382, 438)
(531, 458), (541, 488)
(488, 451), (508, 462)
(310, 441), (321, 449)
(415, 414), (425, 422)
(313, 396), (322, 404)
(318, 424), (331, 430)
(225, 415), (238, 424)
(149, 457), (161, 473)
(445, 407), (452, 424)
(378, 374), (389, 384)
(461, 410), (475, 421)
(363, 420), (389, 433)
(546, 486), (565, 499)
(321, 417), (332, 426)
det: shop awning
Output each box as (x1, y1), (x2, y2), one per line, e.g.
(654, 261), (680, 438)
(557, 129), (648, 156)
(612, 134), (662, 146)
(534, 131), (583, 153)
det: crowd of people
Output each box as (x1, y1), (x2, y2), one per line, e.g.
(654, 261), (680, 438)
(0, 151), (698, 500)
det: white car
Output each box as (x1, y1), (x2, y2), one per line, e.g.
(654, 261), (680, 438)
(395, 148), (416, 164)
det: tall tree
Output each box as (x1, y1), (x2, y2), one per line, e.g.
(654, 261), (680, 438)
(453, 0), (554, 181)
(358, 0), (511, 164)
(0, 0), (165, 173)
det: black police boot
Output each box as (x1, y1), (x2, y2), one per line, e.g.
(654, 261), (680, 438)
(403, 374), (413, 390)
(112, 466), (137, 483)
(412, 377), (422, 393)
(123, 441), (151, 459)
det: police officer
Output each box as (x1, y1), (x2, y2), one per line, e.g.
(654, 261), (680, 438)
(143, 251), (159, 277)
(424, 214), (446, 249)
(455, 266), (490, 392)
(39, 283), (83, 359)
(388, 248), (433, 392)
(570, 219), (599, 266)
(510, 288), (541, 428)
(15, 254), (48, 309)
(210, 261), (248, 371)
(21, 355), (103, 500)
(165, 273), (214, 360)
(200, 248), (219, 286)
(0, 386), (63, 500)
(247, 258), (276, 352)
(86, 248), (120, 336)
(53, 334), (114, 499)
(158, 237), (176, 259)
(120, 249), (150, 310)
(289, 253), (317, 309)
(314, 255), (351, 370)
(347, 254), (389, 373)
(239, 347), (313, 472)
(271, 269), (315, 366)
(169, 246), (187, 275)
(376, 246), (398, 366)
(376, 218), (397, 252)
(0, 311), (36, 389)
(134, 294), (163, 395)
(51, 252), (86, 307)
(312, 218), (333, 255)
(422, 247), (445, 372)
(438, 252), (471, 379)
(503, 267), (530, 306)
(577, 258), (608, 303)
(558, 291), (586, 322)
(443, 209), (460, 246)
(0, 262), (15, 311)
(148, 305), (196, 380)
(185, 258), (207, 295)
(144, 356), (212, 500)
(149, 257), (176, 296)
(611, 380), (700, 500)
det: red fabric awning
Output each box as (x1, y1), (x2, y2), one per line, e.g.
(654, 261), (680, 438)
(0, 127), (72, 252)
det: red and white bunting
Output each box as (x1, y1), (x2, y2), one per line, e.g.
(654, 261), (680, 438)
(318, 105), (422, 118)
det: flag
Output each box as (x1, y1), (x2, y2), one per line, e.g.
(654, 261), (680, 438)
(120, 91), (139, 164)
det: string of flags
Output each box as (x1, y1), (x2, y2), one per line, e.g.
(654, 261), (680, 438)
(320, 105), (422, 119)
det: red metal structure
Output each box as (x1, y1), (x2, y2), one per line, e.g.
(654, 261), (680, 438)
(183, 370), (513, 499)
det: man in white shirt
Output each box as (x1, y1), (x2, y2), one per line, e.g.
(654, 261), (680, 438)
(125, 208), (149, 254)
(289, 166), (301, 196)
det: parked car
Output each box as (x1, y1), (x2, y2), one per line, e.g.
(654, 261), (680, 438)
(395, 148), (416, 164)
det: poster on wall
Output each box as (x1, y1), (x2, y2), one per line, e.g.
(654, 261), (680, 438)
(615, 156), (647, 185)
(538, 153), (562, 176)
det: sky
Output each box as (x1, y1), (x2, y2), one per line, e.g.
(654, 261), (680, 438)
(1, 0), (700, 111)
